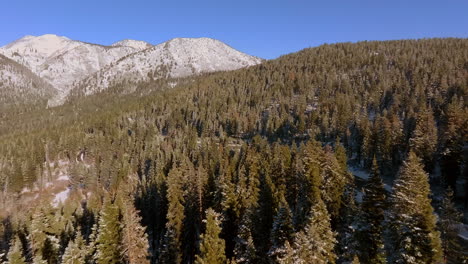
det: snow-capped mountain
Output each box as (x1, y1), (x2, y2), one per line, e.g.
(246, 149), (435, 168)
(0, 54), (55, 107)
(111, 39), (152, 50)
(1, 34), (262, 106)
(0, 34), (82, 72)
(37, 44), (142, 90)
(77, 38), (263, 95)
(0, 34), (147, 95)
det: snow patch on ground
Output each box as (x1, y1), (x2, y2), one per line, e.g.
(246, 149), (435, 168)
(383, 184), (392, 192)
(355, 191), (363, 203)
(57, 175), (70, 181)
(457, 223), (468, 241)
(350, 166), (393, 194)
(349, 166), (370, 180)
(52, 188), (70, 207)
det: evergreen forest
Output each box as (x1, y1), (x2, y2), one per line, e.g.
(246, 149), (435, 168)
(0, 38), (467, 263)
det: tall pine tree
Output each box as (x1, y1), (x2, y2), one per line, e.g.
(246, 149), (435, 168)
(438, 188), (465, 263)
(409, 107), (437, 172)
(160, 167), (185, 264)
(233, 212), (257, 264)
(61, 229), (87, 264)
(288, 198), (337, 264)
(356, 157), (386, 263)
(195, 208), (226, 264)
(121, 200), (150, 264)
(6, 236), (26, 264)
(389, 151), (442, 263)
(94, 197), (122, 264)
(269, 196), (295, 262)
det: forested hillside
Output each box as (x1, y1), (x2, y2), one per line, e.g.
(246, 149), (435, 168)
(0, 54), (56, 113)
(0, 38), (467, 263)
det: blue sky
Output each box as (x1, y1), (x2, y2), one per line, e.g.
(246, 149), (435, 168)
(1, 0), (467, 59)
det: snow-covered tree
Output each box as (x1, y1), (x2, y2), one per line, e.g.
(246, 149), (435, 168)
(389, 151), (442, 263)
(268, 197), (294, 262)
(291, 198), (337, 264)
(29, 205), (60, 263)
(61, 229), (87, 264)
(275, 241), (295, 264)
(29, 208), (49, 257)
(233, 212), (257, 264)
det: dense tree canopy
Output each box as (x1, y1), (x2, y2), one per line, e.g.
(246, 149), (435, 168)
(0, 38), (466, 263)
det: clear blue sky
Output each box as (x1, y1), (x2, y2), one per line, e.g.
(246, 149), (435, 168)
(1, 0), (467, 59)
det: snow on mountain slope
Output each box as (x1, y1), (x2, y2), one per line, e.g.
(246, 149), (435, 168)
(1, 34), (146, 105)
(0, 34), (82, 73)
(78, 37), (263, 95)
(38, 44), (140, 90)
(0, 54), (56, 107)
(1, 35), (263, 105)
(111, 39), (152, 50)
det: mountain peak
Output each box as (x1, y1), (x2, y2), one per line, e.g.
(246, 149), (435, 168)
(111, 39), (152, 50)
(166, 37), (221, 45)
(77, 36), (263, 96)
(0, 34), (262, 105)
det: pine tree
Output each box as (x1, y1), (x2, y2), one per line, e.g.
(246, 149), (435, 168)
(334, 138), (348, 174)
(121, 200), (150, 264)
(275, 241), (295, 264)
(440, 97), (466, 192)
(320, 145), (347, 221)
(195, 208), (226, 264)
(356, 157), (386, 263)
(42, 236), (59, 264)
(268, 197), (294, 262)
(389, 151), (442, 263)
(29, 207), (49, 258)
(95, 197), (122, 264)
(160, 167), (185, 264)
(61, 230), (87, 264)
(251, 157), (276, 260)
(291, 198), (337, 264)
(438, 188), (464, 263)
(335, 182), (359, 263)
(6, 236), (26, 264)
(295, 140), (322, 229)
(29, 205), (59, 263)
(85, 222), (99, 264)
(409, 107), (437, 172)
(233, 212), (257, 264)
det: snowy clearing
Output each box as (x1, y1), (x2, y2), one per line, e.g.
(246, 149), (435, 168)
(57, 175), (70, 181)
(52, 188), (70, 207)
